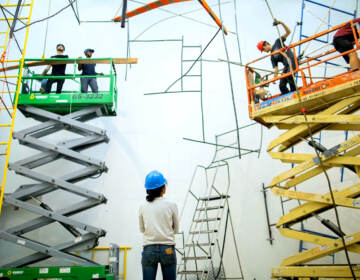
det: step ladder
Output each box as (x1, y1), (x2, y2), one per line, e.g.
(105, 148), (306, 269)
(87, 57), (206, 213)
(177, 163), (244, 280)
(0, 105), (109, 267)
(0, 0), (34, 215)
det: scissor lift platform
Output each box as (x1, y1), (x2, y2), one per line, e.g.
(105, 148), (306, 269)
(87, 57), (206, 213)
(15, 57), (123, 116)
(250, 69), (360, 126)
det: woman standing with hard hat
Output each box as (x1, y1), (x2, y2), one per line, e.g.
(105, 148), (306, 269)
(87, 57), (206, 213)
(139, 170), (179, 280)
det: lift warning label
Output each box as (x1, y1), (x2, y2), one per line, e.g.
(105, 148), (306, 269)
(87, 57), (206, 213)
(39, 268), (49, 274)
(60, 267), (71, 273)
(72, 93), (104, 100)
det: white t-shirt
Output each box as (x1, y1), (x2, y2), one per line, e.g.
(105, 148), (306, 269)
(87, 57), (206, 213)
(139, 197), (179, 246)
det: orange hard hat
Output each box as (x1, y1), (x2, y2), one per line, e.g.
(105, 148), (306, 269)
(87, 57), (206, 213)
(257, 41), (265, 52)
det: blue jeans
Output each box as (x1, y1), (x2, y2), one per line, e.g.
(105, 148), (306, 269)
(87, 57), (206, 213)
(80, 77), (98, 93)
(142, 244), (176, 280)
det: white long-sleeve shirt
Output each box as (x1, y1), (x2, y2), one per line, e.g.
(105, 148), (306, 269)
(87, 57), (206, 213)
(139, 197), (179, 246)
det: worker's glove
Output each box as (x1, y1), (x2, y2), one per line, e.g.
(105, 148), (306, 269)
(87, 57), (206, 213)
(273, 19), (281, 26)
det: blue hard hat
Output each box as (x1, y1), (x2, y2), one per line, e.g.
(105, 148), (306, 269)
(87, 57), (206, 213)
(145, 170), (167, 190)
(84, 48), (95, 54)
(56, 43), (65, 51)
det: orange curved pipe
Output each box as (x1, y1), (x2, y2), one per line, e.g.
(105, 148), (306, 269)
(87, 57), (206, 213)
(113, 0), (191, 22)
(113, 0), (228, 35)
(197, 0), (228, 35)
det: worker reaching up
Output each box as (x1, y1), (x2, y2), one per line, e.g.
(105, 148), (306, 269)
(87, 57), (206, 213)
(257, 20), (297, 95)
(139, 170), (179, 280)
(333, 18), (360, 70)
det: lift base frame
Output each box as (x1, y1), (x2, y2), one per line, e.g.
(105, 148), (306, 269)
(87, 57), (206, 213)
(0, 265), (115, 280)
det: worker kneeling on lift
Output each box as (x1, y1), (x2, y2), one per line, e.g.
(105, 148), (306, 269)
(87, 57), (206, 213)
(248, 70), (270, 103)
(333, 18), (360, 70)
(78, 48), (103, 93)
(257, 19), (296, 95)
(41, 43), (68, 94)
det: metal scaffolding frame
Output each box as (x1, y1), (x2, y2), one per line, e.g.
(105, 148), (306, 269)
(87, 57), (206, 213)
(122, 0), (248, 155)
(184, 122), (262, 164)
(128, 36), (207, 140)
(297, 0), (358, 183)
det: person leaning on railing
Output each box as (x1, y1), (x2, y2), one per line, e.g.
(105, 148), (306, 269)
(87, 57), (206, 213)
(333, 18), (360, 70)
(78, 48), (103, 93)
(256, 20), (297, 95)
(41, 43), (68, 94)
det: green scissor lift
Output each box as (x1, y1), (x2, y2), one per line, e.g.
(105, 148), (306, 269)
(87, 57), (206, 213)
(18, 57), (118, 116)
(0, 58), (120, 279)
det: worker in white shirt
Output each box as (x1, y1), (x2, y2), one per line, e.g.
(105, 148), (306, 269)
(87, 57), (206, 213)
(139, 170), (179, 280)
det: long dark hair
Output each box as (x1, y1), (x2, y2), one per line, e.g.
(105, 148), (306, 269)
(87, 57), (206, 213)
(146, 185), (165, 202)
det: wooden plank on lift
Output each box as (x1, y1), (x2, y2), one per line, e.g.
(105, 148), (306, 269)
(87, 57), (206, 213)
(0, 58), (138, 72)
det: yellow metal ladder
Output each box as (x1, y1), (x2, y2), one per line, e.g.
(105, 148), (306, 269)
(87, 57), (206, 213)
(0, 0), (34, 215)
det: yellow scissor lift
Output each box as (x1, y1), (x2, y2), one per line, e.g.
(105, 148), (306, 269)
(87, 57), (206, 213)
(0, 0), (34, 215)
(246, 20), (360, 279)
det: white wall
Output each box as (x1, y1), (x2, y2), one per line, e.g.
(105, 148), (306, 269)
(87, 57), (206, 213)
(1, 0), (360, 279)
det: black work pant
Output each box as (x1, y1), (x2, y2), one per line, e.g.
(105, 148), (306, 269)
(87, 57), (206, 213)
(333, 31), (359, 63)
(279, 73), (296, 95)
(44, 78), (65, 94)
